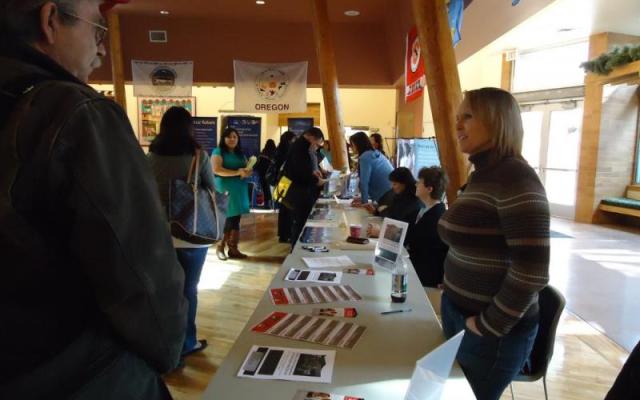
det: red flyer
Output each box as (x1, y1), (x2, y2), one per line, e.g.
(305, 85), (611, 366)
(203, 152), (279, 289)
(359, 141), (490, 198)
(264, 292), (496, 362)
(269, 288), (289, 305)
(251, 311), (288, 333)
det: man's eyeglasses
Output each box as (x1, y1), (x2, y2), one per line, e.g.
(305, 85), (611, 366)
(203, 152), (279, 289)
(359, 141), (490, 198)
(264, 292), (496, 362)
(62, 11), (109, 46)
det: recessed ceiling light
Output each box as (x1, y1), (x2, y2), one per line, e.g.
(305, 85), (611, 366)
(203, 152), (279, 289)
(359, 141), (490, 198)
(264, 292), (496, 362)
(557, 27), (575, 32)
(344, 10), (360, 17)
(256, 0), (266, 4)
(160, 10), (169, 15)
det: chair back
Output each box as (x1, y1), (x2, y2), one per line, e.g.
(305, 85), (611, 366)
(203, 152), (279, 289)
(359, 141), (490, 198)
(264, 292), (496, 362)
(526, 285), (566, 378)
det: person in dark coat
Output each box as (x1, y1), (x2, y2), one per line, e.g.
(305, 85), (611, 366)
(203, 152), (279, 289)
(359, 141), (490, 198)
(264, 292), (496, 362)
(406, 166), (449, 288)
(274, 131), (297, 242)
(0, 1), (186, 399)
(365, 167), (423, 238)
(254, 139), (277, 209)
(282, 127), (326, 248)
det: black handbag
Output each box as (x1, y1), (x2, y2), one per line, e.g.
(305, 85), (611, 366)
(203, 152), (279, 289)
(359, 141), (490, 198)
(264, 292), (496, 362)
(169, 151), (223, 244)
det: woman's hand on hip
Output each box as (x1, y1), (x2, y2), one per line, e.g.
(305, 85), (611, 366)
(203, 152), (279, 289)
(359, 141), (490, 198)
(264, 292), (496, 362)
(465, 316), (483, 336)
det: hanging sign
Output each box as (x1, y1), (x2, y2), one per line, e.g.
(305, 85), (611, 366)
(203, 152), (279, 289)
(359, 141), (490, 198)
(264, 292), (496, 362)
(132, 60), (194, 97)
(234, 60), (308, 113)
(405, 26), (426, 103)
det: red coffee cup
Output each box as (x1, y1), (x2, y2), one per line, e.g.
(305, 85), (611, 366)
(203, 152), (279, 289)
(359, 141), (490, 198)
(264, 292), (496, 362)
(349, 224), (362, 238)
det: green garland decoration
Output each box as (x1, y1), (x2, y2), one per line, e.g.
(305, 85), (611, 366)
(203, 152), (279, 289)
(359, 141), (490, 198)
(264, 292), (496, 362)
(580, 44), (640, 75)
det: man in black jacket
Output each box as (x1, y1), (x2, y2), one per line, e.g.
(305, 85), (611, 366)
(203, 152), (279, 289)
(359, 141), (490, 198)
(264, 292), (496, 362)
(0, 1), (187, 399)
(283, 127), (326, 248)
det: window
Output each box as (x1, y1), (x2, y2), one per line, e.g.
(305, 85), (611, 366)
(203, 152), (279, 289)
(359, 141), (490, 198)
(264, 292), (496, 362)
(512, 41), (589, 93)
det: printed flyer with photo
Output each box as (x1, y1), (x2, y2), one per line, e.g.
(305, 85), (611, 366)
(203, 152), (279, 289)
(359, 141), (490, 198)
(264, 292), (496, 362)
(270, 285), (362, 305)
(237, 345), (335, 383)
(251, 311), (366, 349)
(286, 268), (343, 284)
(343, 268), (375, 276)
(292, 390), (365, 400)
(373, 218), (409, 271)
(312, 307), (358, 318)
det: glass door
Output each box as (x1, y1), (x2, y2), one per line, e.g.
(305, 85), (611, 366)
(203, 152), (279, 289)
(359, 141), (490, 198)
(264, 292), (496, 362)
(520, 101), (583, 219)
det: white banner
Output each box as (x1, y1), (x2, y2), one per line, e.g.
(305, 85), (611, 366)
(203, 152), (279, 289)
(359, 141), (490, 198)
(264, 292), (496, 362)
(132, 60), (193, 97)
(234, 60), (308, 113)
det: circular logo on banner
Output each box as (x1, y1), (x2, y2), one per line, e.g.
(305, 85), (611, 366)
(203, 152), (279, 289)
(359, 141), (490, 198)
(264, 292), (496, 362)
(150, 66), (177, 92)
(410, 37), (421, 73)
(255, 69), (289, 100)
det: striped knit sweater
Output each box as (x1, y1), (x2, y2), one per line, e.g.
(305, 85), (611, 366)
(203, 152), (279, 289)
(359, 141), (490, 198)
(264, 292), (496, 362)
(438, 150), (550, 337)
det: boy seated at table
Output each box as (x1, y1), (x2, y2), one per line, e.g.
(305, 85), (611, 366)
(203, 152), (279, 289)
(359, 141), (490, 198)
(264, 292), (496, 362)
(364, 167), (422, 238)
(406, 166), (449, 288)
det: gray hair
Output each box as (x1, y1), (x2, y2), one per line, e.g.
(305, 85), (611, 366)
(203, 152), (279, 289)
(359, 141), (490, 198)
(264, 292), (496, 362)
(0, 0), (79, 43)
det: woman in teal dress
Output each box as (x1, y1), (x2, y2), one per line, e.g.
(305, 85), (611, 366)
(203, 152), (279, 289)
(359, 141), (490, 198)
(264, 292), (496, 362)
(212, 128), (251, 260)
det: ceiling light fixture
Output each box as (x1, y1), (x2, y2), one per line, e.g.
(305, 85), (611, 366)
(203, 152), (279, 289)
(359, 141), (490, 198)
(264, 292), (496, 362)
(160, 10), (169, 15)
(557, 27), (575, 32)
(256, 0), (266, 4)
(344, 10), (360, 17)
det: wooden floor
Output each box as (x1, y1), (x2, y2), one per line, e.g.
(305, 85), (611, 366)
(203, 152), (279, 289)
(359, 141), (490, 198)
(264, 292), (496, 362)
(164, 212), (630, 400)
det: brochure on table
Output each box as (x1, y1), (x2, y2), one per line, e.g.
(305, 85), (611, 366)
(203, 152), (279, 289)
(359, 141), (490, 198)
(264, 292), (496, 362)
(404, 331), (465, 400)
(286, 268), (343, 284)
(251, 311), (366, 349)
(238, 345), (335, 383)
(270, 285), (362, 305)
(373, 218), (409, 271)
(292, 390), (364, 400)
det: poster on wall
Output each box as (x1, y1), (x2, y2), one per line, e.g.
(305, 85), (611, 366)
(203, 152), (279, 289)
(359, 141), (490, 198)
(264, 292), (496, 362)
(138, 97), (196, 144)
(132, 60), (194, 97)
(224, 116), (262, 158)
(405, 26), (426, 104)
(397, 138), (440, 177)
(234, 60), (308, 113)
(288, 117), (314, 136)
(192, 117), (218, 155)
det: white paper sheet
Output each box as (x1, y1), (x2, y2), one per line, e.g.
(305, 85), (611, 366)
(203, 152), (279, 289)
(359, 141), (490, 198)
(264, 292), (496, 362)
(286, 268), (343, 284)
(302, 256), (355, 269)
(237, 345), (335, 383)
(404, 331), (464, 400)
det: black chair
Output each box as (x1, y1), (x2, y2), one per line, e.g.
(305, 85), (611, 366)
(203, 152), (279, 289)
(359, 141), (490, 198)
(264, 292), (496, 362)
(510, 285), (566, 400)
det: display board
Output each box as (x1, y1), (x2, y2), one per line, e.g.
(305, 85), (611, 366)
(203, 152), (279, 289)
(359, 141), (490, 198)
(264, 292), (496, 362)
(288, 117), (314, 136)
(192, 117), (218, 155)
(138, 96), (196, 144)
(396, 138), (440, 177)
(223, 116), (262, 159)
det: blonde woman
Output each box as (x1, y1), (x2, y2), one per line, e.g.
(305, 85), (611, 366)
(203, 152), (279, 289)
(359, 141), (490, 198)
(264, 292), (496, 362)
(438, 87), (550, 400)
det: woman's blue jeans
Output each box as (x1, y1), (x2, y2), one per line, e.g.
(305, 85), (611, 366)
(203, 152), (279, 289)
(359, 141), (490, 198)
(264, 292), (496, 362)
(441, 293), (538, 400)
(176, 247), (208, 354)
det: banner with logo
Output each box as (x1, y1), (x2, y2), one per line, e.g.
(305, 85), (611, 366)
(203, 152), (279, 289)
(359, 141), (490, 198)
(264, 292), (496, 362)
(405, 26), (426, 103)
(192, 117), (218, 155)
(132, 60), (194, 97)
(448, 0), (464, 46)
(234, 60), (308, 113)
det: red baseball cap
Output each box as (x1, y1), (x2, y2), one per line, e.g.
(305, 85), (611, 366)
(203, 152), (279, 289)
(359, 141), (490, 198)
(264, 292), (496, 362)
(100, 0), (130, 14)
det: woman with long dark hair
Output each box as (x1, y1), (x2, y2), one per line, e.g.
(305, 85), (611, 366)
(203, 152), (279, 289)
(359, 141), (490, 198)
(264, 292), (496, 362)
(147, 106), (214, 360)
(349, 131), (393, 205)
(369, 133), (386, 157)
(254, 139), (277, 209)
(212, 127), (251, 260)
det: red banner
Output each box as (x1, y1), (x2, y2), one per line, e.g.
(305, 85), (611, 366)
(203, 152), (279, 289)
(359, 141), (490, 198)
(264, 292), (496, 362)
(405, 26), (426, 103)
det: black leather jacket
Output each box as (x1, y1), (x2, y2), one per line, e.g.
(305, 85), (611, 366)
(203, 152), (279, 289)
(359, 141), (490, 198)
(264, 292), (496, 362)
(0, 43), (187, 399)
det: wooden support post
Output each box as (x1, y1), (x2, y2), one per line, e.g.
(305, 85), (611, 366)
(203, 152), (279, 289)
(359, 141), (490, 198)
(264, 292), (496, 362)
(310, 0), (349, 171)
(107, 12), (127, 109)
(412, 0), (467, 202)
(501, 53), (514, 91)
(575, 33), (609, 223)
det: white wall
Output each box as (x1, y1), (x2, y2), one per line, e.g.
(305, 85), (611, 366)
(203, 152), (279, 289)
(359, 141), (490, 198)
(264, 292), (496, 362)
(421, 45), (502, 138)
(91, 84), (396, 149)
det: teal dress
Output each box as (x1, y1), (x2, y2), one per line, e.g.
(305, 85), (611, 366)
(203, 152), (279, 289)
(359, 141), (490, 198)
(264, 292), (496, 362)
(212, 148), (250, 218)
